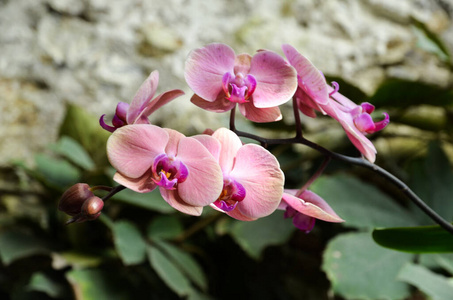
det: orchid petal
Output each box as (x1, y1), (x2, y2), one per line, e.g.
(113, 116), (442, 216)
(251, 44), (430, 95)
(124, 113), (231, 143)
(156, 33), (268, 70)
(212, 128), (243, 173)
(282, 44), (329, 105)
(249, 50), (297, 108)
(238, 101), (282, 123)
(190, 93), (236, 113)
(159, 188), (203, 216)
(138, 89), (185, 119)
(185, 43), (236, 101)
(191, 134), (221, 162)
(163, 128), (185, 157)
(282, 190), (344, 223)
(233, 53), (252, 75)
(113, 170), (157, 193)
(107, 124), (168, 178)
(176, 137), (224, 207)
(127, 71), (159, 124)
(229, 144), (284, 219)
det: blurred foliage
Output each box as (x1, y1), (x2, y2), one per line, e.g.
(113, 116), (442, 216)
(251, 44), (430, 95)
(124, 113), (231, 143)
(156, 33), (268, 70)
(2, 22), (453, 299)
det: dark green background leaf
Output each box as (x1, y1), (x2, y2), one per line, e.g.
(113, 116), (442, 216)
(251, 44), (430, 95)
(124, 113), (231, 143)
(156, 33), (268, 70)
(323, 232), (412, 300)
(373, 225), (453, 253)
(310, 175), (417, 229)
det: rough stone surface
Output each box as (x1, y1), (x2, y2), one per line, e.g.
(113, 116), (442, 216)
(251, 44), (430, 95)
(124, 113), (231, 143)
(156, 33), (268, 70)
(0, 0), (452, 165)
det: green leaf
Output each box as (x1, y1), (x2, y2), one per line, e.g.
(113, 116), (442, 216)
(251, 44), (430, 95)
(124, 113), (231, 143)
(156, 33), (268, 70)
(323, 232), (412, 300)
(310, 175), (417, 229)
(112, 220), (147, 265)
(35, 154), (81, 188)
(50, 136), (95, 170)
(420, 253), (453, 275)
(147, 215), (183, 240)
(66, 269), (129, 300)
(59, 104), (111, 167)
(111, 188), (174, 213)
(147, 245), (192, 297)
(398, 263), (453, 300)
(153, 240), (207, 291)
(368, 79), (453, 108)
(228, 210), (295, 259)
(27, 272), (66, 298)
(408, 142), (453, 224)
(0, 229), (50, 265)
(372, 225), (453, 253)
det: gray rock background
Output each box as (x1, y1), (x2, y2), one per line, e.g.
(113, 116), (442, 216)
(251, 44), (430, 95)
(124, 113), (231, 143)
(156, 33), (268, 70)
(1, 0), (452, 165)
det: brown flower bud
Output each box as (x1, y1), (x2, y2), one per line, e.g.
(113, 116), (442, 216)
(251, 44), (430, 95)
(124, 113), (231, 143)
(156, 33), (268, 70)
(58, 183), (94, 216)
(81, 196), (104, 220)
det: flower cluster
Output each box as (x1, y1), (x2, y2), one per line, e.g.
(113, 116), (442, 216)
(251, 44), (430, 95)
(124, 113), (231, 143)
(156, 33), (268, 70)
(59, 43), (390, 231)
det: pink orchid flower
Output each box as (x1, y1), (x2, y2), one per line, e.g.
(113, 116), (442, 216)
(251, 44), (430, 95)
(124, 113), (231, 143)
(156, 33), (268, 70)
(194, 128), (285, 220)
(100, 71), (184, 132)
(279, 189), (344, 233)
(106, 124), (224, 216)
(282, 44), (389, 163)
(185, 43), (297, 123)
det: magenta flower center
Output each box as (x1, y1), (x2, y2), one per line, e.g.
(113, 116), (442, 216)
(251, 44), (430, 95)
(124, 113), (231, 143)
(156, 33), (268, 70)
(213, 178), (246, 212)
(151, 153), (189, 190)
(351, 103), (389, 134)
(222, 72), (257, 104)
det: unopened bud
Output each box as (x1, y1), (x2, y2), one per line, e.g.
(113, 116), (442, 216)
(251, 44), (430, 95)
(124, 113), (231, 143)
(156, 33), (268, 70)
(58, 183), (94, 216)
(81, 196), (104, 220)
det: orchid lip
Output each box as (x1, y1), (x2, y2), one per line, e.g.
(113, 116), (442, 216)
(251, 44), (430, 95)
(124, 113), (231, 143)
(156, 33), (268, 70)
(222, 72), (257, 103)
(213, 199), (238, 212)
(99, 115), (117, 133)
(152, 153), (189, 189)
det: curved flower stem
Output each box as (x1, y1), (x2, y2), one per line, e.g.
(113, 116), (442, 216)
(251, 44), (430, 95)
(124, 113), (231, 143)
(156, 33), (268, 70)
(101, 185), (126, 202)
(230, 125), (453, 235)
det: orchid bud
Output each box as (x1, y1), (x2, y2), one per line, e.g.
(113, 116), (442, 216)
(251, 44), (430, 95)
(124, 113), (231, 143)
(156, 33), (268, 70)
(81, 196), (104, 220)
(58, 183), (94, 216)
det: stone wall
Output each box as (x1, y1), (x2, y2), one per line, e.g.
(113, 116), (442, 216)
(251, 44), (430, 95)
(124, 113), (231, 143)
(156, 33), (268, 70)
(1, 0), (452, 165)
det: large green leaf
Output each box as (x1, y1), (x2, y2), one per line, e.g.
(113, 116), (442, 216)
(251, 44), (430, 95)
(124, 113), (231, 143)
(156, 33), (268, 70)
(398, 263), (453, 300)
(35, 153), (81, 189)
(147, 245), (192, 297)
(368, 79), (453, 108)
(153, 239), (207, 291)
(372, 225), (453, 253)
(310, 175), (417, 229)
(227, 210), (295, 259)
(111, 188), (174, 213)
(323, 232), (413, 300)
(407, 142), (453, 224)
(147, 215), (183, 240)
(50, 136), (95, 170)
(0, 229), (51, 265)
(59, 104), (111, 167)
(66, 269), (129, 300)
(112, 220), (147, 265)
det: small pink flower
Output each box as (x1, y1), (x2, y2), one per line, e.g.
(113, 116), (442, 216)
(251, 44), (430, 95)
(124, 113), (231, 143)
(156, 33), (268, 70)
(282, 44), (389, 163)
(100, 71), (184, 132)
(185, 43), (297, 122)
(106, 124), (224, 216)
(279, 189), (344, 233)
(194, 128), (285, 220)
